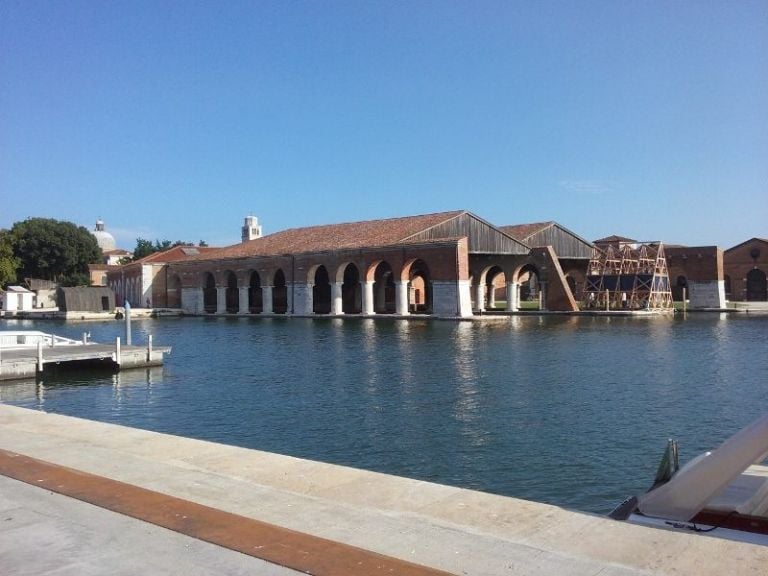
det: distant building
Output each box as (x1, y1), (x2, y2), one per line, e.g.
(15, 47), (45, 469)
(724, 238), (768, 302)
(92, 219), (117, 252)
(1, 286), (35, 312)
(106, 210), (594, 317)
(89, 220), (133, 287)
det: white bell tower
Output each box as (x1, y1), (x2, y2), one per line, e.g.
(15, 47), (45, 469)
(242, 216), (263, 242)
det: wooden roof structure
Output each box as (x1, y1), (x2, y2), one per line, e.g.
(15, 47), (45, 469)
(191, 210), (529, 260)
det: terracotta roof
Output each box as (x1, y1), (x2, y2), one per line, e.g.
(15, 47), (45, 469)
(499, 222), (554, 241)
(192, 211), (467, 260)
(134, 245), (219, 265)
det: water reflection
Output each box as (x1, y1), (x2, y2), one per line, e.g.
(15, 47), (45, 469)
(2, 314), (767, 514)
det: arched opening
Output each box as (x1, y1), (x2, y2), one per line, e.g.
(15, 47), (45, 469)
(341, 263), (361, 314)
(674, 275), (688, 301)
(372, 261), (396, 313)
(313, 265), (331, 314)
(225, 271), (239, 313)
(167, 274), (181, 308)
(486, 266), (505, 310)
(407, 259), (431, 314)
(272, 269), (288, 314)
(517, 264), (540, 310)
(746, 269), (767, 301)
(249, 271), (262, 313)
(203, 272), (217, 314)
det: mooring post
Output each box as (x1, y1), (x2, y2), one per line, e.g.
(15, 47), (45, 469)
(125, 301), (132, 346)
(147, 334), (153, 362)
(37, 340), (44, 372)
(115, 337), (122, 366)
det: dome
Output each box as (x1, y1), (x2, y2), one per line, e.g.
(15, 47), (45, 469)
(93, 219), (116, 252)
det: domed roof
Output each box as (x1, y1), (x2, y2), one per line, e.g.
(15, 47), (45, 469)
(93, 219), (116, 252)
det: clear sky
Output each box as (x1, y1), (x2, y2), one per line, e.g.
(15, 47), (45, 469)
(1, 1), (766, 249)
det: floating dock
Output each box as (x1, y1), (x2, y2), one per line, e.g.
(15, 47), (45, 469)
(0, 331), (170, 381)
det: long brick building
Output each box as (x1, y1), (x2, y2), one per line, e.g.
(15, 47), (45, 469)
(107, 210), (594, 317)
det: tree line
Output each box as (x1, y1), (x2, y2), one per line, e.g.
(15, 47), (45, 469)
(0, 217), (207, 289)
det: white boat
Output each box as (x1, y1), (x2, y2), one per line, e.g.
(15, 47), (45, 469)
(610, 414), (768, 546)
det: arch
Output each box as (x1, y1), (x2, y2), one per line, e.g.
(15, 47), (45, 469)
(313, 265), (331, 314)
(402, 259), (432, 314)
(248, 271), (262, 313)
(746, 268), (767, 301)
(674, 275), (688, 302)
(369, 260), (396, 314)
(272, 269), (288, 314)
(225, 271), (239, 313)
(515, 264), (541, 308)
(203, 272), (217, 314)
(485, 265), (506, 310)
(341, 263), (361, 314)
(167, 274), (181, 308)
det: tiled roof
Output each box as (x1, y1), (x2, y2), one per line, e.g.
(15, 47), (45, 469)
(192, 211), (467, 260)
(135, 245), (219, 264)
(499, 222), (554, 241)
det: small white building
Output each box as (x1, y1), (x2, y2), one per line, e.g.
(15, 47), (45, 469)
(1, 286), (35, 312)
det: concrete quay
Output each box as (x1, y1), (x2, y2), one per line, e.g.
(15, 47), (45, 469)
(1, 404), (766, 575)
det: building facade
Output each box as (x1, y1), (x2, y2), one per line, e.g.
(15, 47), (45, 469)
(107, 211), (594, 317)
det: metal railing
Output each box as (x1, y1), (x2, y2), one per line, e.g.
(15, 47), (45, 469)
(0, 331), (87, 349)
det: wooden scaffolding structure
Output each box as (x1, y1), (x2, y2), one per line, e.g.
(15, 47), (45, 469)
(583, 242), (673, 312)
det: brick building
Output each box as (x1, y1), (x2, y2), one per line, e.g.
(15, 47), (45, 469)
(724, 238), (768, 302)
(107, 211), (593, 317)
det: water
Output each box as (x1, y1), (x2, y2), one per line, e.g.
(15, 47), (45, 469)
(1, 314), (767, 514)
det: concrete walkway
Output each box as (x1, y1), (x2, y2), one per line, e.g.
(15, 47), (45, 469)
(1, 404), (766, 575)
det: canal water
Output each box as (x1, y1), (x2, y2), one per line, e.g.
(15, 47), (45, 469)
(1, 314), (767, 514)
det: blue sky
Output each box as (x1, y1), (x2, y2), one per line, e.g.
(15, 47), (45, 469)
(1, 1), (766, 249)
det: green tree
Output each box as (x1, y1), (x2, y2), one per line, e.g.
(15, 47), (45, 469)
(0, 230), (19, 288)
(130, 238), (198, 261)
(10, 218), (102, 285)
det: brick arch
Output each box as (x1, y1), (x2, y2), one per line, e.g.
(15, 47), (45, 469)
(367, 260), (396, 314)
(334, 261), (359, 283)
(400, 258), (432, 314)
